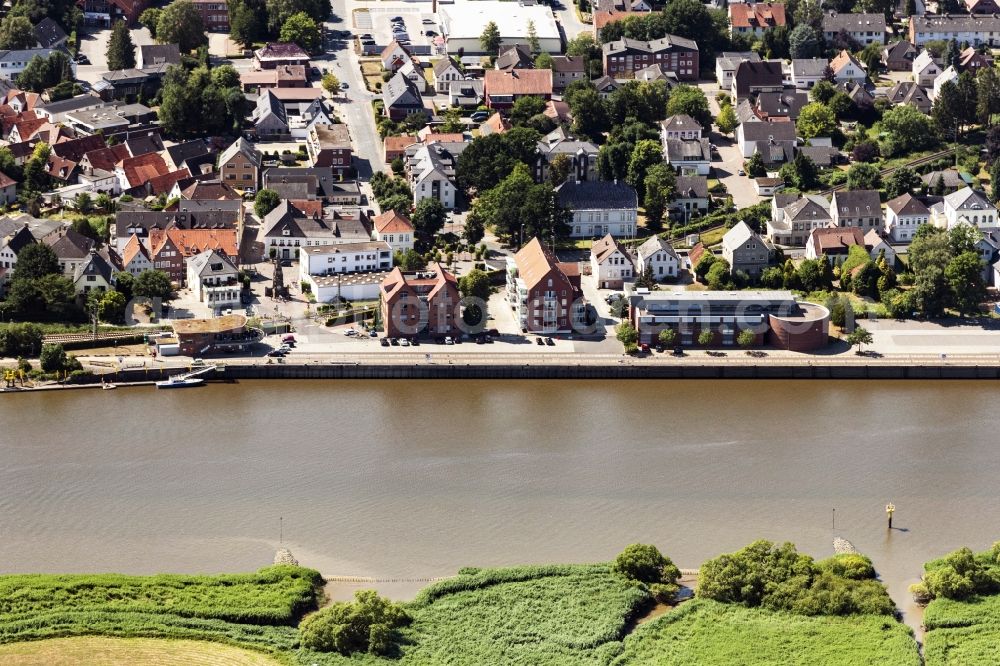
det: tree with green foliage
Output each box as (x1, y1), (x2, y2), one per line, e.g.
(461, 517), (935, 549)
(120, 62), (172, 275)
(666, 84), (712, 131)
(933, 79), (963, 140)
(299, 589), (407, 656)
(716, 102), (737, 136)
(134, 269), (173, 300)
(737, 328), (755, 348)
(788, 24), (820, 59)
(662, 0), (725, 62)
(266, 0), (328, 34)
(140, 7), (162, 38)
(797, 103), (837, 139)
(39, 343), (70, 373)
(697, 329), (714, 346)
(0, 323), (42, 357)
(17, 51), (71, 93)
(394, 248), (425, 271)
(612, 543), (681, 602)
(509, 95), (547, 126)
(946, 251), (986, 315)
(279, 11), (321, 53)
(847, 325), (873, 352)
(625, 139), (663, 194)
(846, 162), (882, 191)
(658, 328), (677, 347)
(411, 198), (446, 250)
(227, 0), (263, 47)
(471, 164), (569, 245)
(158, 64), (246, 138)
(0, 15), (34, 49)
(320, 72), (340, 96)
(810, 80), (836, 104)
(480, 21), (500, 55)
(876, 104), (939, 157)
(706, 259), (731, 290)
(885, 167), (921, 200)
(525, 19), (539, 53)
(616, 320), (639, 348)
(779, 152), (818, 191)
(456, 127), (541, 195)
(98, 290), (127, 324)
(977, 65), (1000, 126)
(254, 189), (280, 218)
(643, 163), (677, 231)
(157, 1), (207, 53)
(745, 151), (766, 178)
(106, 20), (135, 70)
(458, 268), (491, 302)
(567, 85), (607, 140)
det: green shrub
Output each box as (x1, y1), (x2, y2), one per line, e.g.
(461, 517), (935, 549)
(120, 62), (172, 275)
(299, 590), (407, 656)
(612, 544), (681, 602)
(917, 545), (1000, 602)
(817, 553), (876, 580)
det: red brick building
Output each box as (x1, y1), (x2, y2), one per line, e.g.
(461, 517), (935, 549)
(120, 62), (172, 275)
(191, 0), (229, 31)
(601, 35), (699, 81)
(380, 263), (461, 339)
(172, 314), (248, 355)
(506, 238), (583, 333)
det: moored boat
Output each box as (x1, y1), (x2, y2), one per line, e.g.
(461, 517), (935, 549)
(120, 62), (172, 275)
(155, 376), (205, 389)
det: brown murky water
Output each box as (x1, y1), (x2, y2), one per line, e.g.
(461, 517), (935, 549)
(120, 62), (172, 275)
(1, 379), (998, 624)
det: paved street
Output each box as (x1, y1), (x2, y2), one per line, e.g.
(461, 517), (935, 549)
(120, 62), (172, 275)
(698, 81), (761, 210)
(552, 0), (589, 44)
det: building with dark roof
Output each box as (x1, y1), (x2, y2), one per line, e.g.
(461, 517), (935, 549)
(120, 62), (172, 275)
(33, 17), (67, 49)
(382, 72), (424, 121)
(556, 180), (638, 238)
(602, 35), (699, 81)
(830, 190), (883, 231)
(731, 60), (783, 100)
(823, 11), (886, 46)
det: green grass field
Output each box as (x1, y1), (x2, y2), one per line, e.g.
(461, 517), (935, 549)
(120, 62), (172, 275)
(924, 594), (1000, 665)
(610, 599), (920, 666)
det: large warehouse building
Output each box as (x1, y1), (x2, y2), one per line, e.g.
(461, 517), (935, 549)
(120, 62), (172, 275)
(440, 1), (561, 54)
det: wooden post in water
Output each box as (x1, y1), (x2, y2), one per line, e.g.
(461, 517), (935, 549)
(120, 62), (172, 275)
(885, 502), (895, 529)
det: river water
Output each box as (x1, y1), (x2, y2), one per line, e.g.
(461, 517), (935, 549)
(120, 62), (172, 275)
(2, 379), (999, 622)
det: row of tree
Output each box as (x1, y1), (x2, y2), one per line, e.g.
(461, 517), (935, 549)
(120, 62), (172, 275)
(226, 0), (328, 51)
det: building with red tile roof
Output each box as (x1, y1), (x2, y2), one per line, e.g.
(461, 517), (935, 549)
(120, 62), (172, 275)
(372, 209), (414, 253)
(484, 69), (553, 109)
(117, 152), (170, 193)
(380, 262), (460, 338)
(505, 237), (583, 333)
(729, 3), (787, 37)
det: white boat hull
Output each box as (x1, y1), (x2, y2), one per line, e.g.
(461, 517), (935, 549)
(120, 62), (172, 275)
(156, 377), (205, 389)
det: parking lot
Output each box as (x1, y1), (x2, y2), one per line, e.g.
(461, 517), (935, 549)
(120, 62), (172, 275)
(353, 3), (440, 52)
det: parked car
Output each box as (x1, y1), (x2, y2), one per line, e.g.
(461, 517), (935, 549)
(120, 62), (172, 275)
(310, 66), (320, 76)
(545, 337), (554, 346)
(738, 168), (746, 176)
(282, 334), (296, 344)
(344, 329), (357, 336)
(400, 338), (410, 347)
(536, 337), (544, 345)
(368, 330), (378, 337)
(266, 349), (287, 357)
(425, 30), (437, 36)
(380, 337), (390, 347)
(470, 111), (489, 122)
(75, 54), (89, 64)
(389, 337), (399, 346)
(445, 336), (454, 345)
(340, 82), (349, 90)
(422, 18), (434, 23)
(391, 15), (403, 21)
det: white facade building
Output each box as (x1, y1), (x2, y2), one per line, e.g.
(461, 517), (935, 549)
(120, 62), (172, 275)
(298, 241), (393, 281)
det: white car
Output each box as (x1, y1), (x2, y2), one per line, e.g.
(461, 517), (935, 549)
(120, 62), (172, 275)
(344, 329), (357, 336)
(444, 336), (454, 345)
(400, 338), (410, 347)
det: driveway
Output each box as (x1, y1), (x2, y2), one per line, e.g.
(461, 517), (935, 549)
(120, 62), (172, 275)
(76, 25), (155, 84)
(552, 0), (589, 44)
(696, 80), (761, 210)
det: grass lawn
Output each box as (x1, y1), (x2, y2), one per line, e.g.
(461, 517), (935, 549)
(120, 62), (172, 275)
(697, 226), (727, 247)
(924, 594), (1000, 666)
(0, 637), (281, 665)
(611, 599), (920, 666)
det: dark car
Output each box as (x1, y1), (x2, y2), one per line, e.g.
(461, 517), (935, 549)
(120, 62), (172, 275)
(476, 336), (485, 344)
(266, 349), (287, 357)
(545, 337), (554, 346)
(380, 337), (390, 347)
(75, 54), (89, 64)
(410, 338), (420, 346)
(310, 66), (320, 77)
(391, 15), (403, 21)
(484, 335), (493, 344)
(655, 344), (665, 353)
(280, 259), (292, 267)
(536, 337), (544, 345)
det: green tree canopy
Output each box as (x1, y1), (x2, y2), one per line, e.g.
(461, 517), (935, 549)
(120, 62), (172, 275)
(299, 590), (408, 656)
(106, 20), (136, 70)
(846, 162), (882, 191)
(157, 0), (208, 53)
(480, 21), (500, 55)
(279, 11), (321, 53)
(254, 189), (281, 218)
(411, 197), (446, 250)
(0, 15), (35, 49)
(666, 84), (712, 131)
(134, 269), (173, 300)
(796, 102), (836, 139)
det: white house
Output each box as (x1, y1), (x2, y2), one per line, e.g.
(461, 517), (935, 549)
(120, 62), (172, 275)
(715, 52), (760, 90)
(933, 186), (998, 229)
(864, 229), (896, 264)
(659, 114), (702, 141)
(408, 143), (462, 210)
(912, 50), (939, 87)
(433, 57), (464, 94)
(298, 241), (393, 280)
(120, 233), (153, 275)
(932, 65), (959, 101)
(72, 250), (114, 295)
(371, 210), (415, 254)
(590, 234), (634, 290)
(556, 180), (638, 238)
(187, 249), (240, 311)
(663, 137), (712, 175)
(830, 50), (867, 84)
(635, 235), (679, 281)
(736, 121), (797, 161)
(790, 58), (828, 89)
(398, 59), (426, 94)
(885, 193), (930, 242)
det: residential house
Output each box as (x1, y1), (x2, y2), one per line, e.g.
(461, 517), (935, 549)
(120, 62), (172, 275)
(909, 15), (1000, 47)
(804, 226), (864, 263)
(673, 176), (710, 221)
(384, 135), (418, 163)
(755, 89), (809, 120)
(932, 186), (998, 229)
(187, 249), (240, 311)
(722, 221), (770, 277)
(240, 65), (308, 91)
(382, 73), (424, 121)
(556, 180), (638, 238)
(398, 59), (426, 94)
(830, 50), (867, 84)
(790, 58), (828, 89)
(495, 44), (534, 71)
(736, 121), (797, 162)
(506, 237), (583, 333)
(44, 228), (95, 278)
(883, 41), (917, 71)
(731, 60), (783, 101)
(115, 152), (172, 195)
(551, 56), (586, 91)
(959, 47), (993, 75)
(191, 0), (229, 31)
(885, 192), (930, 242)
(381, 41), (412, 72)
(912, 50), (940, 87)
(92, 69), (156, 102)
(299, 242), (392, 283)
(932, 65), (959, 101)
(716, 52), (760, 89)
(965, 0), (1000, 12)
(767, 193), (831, 246)
(664, 137), (712, 175)
(836, 81), (874, 109)
(590, 234), (634, 289)
(163, 140), (211, 176)
(433, 57), (463, 94)
(35, 94), (105, 123)
(922, 169), (966, 193)
(0, 49), (64, 82)
(822, 11), (886, 46)
(219, 137), (261, 190)
(117, 233), (151, 275)
(593, 75), (621, 98)
(864, 229), (896, 264)
(33, 17), (67, 49)
(798, 144), (840, 168)
(729, 3), (787, 37)
(137, 44), (180, 69)
(887, 81), (932, 113)
(113, 209), (237, 253)
(660, 114), (703, 140)
(602, 35), (700, 81)
(255, 43), (310, 70)
(251, 89), (289, 139)
(830, 190), (883, 231)
(260, 200), (371, 259)
(479, 112), (510, 136)
(535, 129), (599, 183)
(0, 171), (15, 205)
(371, 210), (415, 254)
(406, 142), (466, 209)
(306, 123), (352, 173)
(73, 249), (115, 295)
(754, 177), (785, 197)
(78, 0), (148, 25)
(634, 63), (677, 86)
(483, 69), (553, 109)
(449, 79), (484, 107)
(380, 262), (461, 338)
(635, 235), (680, 282)
(263, 167), (362, 204)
